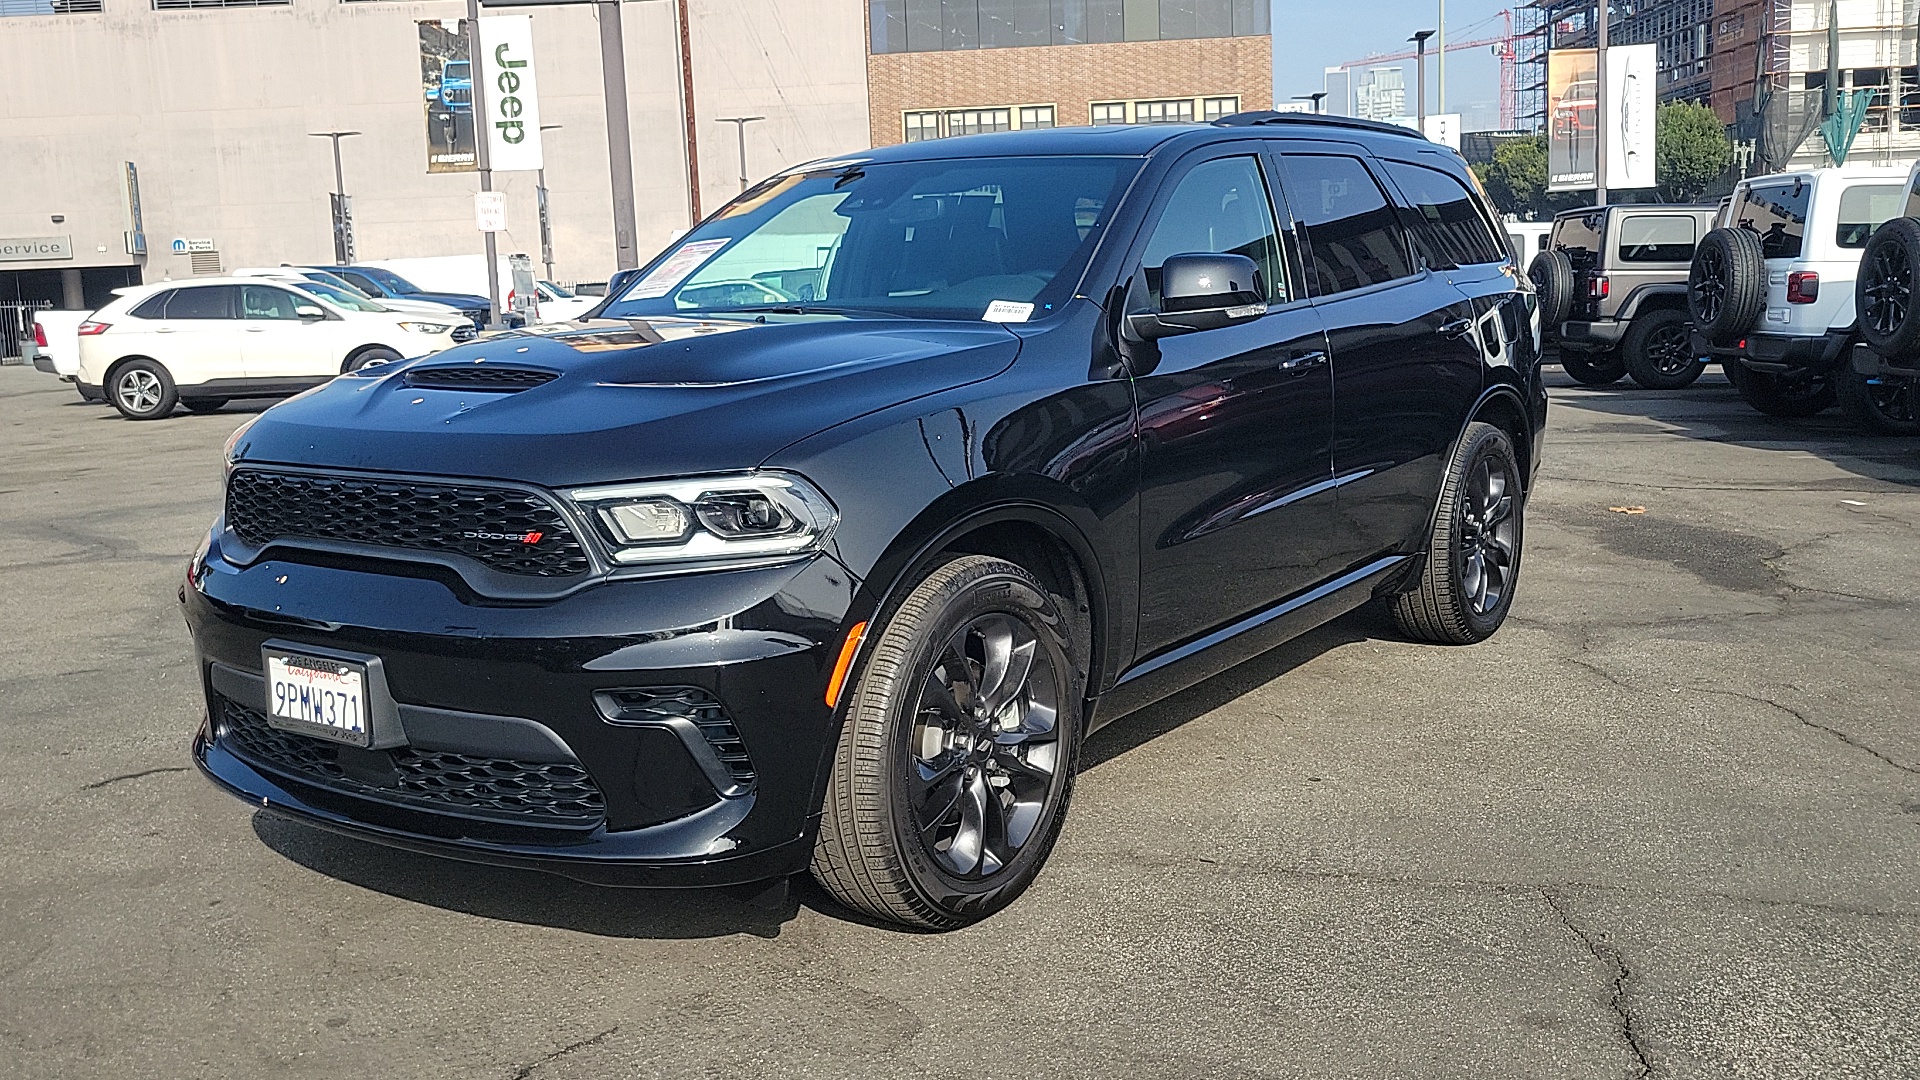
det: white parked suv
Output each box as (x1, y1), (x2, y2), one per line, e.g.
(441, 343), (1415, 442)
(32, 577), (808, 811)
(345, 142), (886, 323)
(76, 277), (469, 420)
(1688, 161), (1910, 419)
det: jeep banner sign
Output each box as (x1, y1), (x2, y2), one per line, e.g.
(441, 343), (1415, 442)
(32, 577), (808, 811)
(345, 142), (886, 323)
(1603, 43), (1657, 191)
(478, 16), (544, 173)
(1546, 48), (1598, 191)
(419, 20), (477, 174)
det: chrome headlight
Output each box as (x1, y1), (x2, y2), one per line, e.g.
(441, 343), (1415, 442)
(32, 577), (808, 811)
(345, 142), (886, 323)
(568, 472), (838, 567)
(397, 321), (454, 334)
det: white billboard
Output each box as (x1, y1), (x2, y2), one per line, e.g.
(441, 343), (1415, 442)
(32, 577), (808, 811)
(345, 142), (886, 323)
(1385, 114), (1462, 151)
(1604, 43), (1657, 190)
(478, 15), (544, 173)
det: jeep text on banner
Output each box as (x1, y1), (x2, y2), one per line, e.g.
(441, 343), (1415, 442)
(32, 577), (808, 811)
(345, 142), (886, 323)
(478, 15), (543, 174)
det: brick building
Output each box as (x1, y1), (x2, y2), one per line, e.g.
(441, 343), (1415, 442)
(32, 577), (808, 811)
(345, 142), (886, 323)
(865, 0), (1273, 147)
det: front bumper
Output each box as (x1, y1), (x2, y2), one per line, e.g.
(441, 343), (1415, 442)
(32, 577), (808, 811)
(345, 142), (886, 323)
(1692, 328), (1853, 373)
(185, 529), (860, 887)
(1557, 319), (1627, 351)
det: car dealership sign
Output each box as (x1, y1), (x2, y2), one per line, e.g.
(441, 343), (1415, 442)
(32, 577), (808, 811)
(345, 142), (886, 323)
(0, 236), (72, 261)
(478, 15), (544, 173)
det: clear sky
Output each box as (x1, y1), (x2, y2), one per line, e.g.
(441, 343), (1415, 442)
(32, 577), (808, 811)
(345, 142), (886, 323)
(1272, 0), (1512, 125)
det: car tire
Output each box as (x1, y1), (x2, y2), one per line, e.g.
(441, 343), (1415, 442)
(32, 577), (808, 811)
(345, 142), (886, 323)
(343, 347), (404, 373)
(1560, 349), (1626, 386)
(1855, 216), (1920, 359)
(1835, 368), (1920, 435)
(1529, 250), (1575, 333)
(1622, 308), (1706, 390)
(181, 398), (230, 414)
(1722, 362), (1836, 418)
(810, 554), (1082, 931)
(1689, 227), (1766, 345)
(1392, 422), (1524, 646)
(108, 359), (179, 421)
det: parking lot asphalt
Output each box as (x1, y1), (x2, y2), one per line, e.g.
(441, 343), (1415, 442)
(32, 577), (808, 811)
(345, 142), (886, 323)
(1, 362), (1916, 1079)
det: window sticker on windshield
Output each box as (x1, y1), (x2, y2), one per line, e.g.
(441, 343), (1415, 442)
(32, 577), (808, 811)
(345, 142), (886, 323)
(627, 239), (731, 300)
(983, 300), (1035, 323)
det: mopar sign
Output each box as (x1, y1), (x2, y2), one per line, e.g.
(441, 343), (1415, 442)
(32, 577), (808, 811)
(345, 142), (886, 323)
(0, 236), (73, 261)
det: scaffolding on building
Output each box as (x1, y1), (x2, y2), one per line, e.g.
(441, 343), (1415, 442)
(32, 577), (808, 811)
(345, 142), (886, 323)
(1515, 0), (1718, 132)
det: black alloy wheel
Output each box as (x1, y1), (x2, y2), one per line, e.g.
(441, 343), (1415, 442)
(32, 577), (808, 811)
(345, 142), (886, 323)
(1723, 362), (1836, 419)
(1688, 227), (1765, 344)
(181, 398), (230, 414)
(1690, 242), (1727, 325)
(811, 555), (1082, 930)
(1393, 422), (1524, 645)
(1856, 217), (1920, 358)
(1560, 350), (1626, 386)
(1836, 369), (1920, 435)
(1623, 309), (1706, 390)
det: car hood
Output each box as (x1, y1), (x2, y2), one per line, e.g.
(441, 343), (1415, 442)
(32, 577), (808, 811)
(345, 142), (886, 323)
(406, 291), (492, 309)
(233, 315), (1022, 488)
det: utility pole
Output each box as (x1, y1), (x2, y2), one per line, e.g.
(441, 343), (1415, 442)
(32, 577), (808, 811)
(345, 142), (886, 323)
(674, 0), (702, 225)
(464, 0), (502, 328)
(1437, 0), (1446, 114)
(537, 123), (561, 281)
(716, 116), (765, 192)
(597, 0), (640, 270)
(1411, 30), (1435, 131)
(1595, 0), (1608, 206)
(308, 130), (360, 264)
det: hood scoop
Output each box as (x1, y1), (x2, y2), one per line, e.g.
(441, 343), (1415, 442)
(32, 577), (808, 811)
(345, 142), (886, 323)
(404, 365), (560, 393)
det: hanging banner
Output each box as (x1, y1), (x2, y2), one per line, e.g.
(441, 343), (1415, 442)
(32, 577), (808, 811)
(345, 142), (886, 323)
(478, 16), (545, 173)
(420, 20), (476, 174)
(1604, 43), (1657, 189)
(1547, 48), (1598, 190)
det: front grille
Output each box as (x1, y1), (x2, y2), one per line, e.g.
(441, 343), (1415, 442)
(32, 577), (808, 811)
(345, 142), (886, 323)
(599, 687), (756, 791)
(405, 366), (558, 392)
(450, 325), (478, 343)
(225, 469), (592, 578)
(217, 696), (606, 826)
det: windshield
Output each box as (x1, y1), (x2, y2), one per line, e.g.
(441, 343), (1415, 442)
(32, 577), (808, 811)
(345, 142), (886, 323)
(293, 280), (391, 312)
(541, 280), (574, 299)
(601, 155), (1141, 322)
(358, 267), (422, 296)
(444, 62), (470, 82)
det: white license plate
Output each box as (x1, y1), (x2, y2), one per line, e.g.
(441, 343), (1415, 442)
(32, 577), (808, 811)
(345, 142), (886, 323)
(265, 652), (369, 746)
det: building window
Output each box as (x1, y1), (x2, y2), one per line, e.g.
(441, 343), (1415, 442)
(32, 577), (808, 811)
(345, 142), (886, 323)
(904, 111), (943, 142)
(154, 0), (289, 7)
(1134, 99), (1195, 124)
(1019, 105), (1057, 129)
(2, 0), (102, 15)
(1091, 101), (1128, 125)
(946, 108), (1012, 137)
(1202, 95), (1240, 121)
(871, 0), (1268, 54)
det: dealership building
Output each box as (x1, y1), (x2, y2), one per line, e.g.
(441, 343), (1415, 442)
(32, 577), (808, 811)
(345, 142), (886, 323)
(0, 0), (1271, 324)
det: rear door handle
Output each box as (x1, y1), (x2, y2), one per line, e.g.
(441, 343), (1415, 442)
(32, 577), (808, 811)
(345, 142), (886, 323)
(1279, 349), (1328, 374)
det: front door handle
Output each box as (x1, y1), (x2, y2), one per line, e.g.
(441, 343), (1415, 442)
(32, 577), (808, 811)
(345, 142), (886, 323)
(1279, 349), (1328, 374)
(1439, 317), (1476, 339)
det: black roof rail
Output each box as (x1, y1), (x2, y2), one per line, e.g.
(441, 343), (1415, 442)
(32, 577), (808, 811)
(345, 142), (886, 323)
(1212, 110), (1430, 141)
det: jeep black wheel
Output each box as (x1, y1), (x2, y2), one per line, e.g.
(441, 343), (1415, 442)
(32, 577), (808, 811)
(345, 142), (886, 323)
(1393, 422), (1524, 645)
(1689, 227), (1766, 345)
(1529, 250), (1575, 333)
(811, 555), (1082, 930)
(1856, 217), (1920, 359)
(1560, 350), (1626, 386)
(1836, 369), (1920, 435)
(1623, 309), (1706, 390)
(1723, 363), (1835, 419)
(181, 398), (230, 414)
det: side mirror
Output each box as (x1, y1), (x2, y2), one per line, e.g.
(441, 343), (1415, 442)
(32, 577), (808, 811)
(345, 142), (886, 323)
(1125, 253), (1268, 340)
(295, 305), (326, 321)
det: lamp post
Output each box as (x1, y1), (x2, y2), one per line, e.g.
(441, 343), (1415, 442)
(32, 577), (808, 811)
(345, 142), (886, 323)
(308, 130), (360, 264)
(716, 116), (766, 193)
(536, 123), (561, 281)
(1292, 92), (1328, 114)
(1409, 30), (1435, 132)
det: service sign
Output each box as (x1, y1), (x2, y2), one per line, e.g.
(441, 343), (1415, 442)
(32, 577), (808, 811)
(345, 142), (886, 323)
(478, 15), (544, 173)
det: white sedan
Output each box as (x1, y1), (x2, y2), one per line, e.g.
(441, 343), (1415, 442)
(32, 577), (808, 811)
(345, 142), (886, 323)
(75, 277), (466, 420)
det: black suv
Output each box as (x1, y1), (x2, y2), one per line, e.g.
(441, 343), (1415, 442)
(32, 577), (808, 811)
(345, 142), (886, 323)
(187, 115), (1545, 930)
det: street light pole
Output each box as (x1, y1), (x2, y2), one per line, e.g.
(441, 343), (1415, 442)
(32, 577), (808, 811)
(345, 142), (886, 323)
(1292, 93), (1328, 114)
(537, 123), (561, 281)
(598, 0), (640, 270)
(1410, 30), (1435, 132)
(464, 0), (502, 329)
(716, 116), (765, 192)
(308, 131), (360, 265)
(1595, 1), (1609, 206)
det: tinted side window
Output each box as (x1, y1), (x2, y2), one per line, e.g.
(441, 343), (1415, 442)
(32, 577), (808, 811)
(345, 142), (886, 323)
(129, 291), (173, 319)
(243, 286), (305, 320)
(165, 285), (238, 320)
(1837, 184), (1903, 249)
(338, 270), (382, 295)
(1615, 215), (1698, 263)
(1139, 155), (1287, 305)
(1382, 160), (1506, 267)
(1732, 181), (1809, 259)
(1284, 154), (1414, 296)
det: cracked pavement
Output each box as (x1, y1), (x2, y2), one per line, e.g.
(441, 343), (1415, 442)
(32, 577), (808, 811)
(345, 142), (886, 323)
(2, 365), (1916, 1078)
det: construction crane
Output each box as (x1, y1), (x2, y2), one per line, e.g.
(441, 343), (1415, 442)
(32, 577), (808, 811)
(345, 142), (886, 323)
(1340, 9), (1519, 128)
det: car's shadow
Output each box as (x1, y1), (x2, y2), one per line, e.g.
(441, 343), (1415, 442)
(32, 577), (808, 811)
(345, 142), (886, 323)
(252, 605), (1395, 938)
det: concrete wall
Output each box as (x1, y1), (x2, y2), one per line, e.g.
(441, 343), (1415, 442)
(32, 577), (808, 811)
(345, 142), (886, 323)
(0, 0), (870, 286)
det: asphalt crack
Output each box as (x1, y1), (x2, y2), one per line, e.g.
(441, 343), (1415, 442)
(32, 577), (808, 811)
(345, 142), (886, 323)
(1687, 686), (1919, 776)
(509, 1027), (618, 1079)
(1541, 888), (1653, 1079)
(82, 766), (190, 790)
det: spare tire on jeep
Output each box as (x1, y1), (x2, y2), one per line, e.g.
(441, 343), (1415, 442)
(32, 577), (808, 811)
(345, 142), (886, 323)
(1689, 227), (1766, 345)
(1856, 216), (1920, 359)
(1529, 250), (1574, 333)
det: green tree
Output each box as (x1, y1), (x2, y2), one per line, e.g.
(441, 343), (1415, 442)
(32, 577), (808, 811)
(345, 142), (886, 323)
(1476, 136), (1580, 220)
(1656, 101), (1732, 202)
